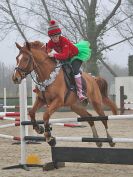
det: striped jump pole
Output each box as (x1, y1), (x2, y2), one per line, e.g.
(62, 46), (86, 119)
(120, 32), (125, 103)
(21, 114), (133, 126)
(0, 122), (20, 128)
(53, 123), (86, 128)
(24, 136), (133, 143)
(0, 117), (20, 121)
(0, 134), (20, 141)
(0, 112), (20, 117)
(0, 117), (84, 128)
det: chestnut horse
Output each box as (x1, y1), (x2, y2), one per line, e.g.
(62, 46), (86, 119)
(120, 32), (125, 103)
(12, 41), (117, 147)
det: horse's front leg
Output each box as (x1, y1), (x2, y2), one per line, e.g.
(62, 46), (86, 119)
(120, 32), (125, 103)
(29, 96), (45, 134)
(43, 98), (63, 146)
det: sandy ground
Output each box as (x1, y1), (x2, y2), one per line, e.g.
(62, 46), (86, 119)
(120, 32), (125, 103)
(0, 110), (133, 177)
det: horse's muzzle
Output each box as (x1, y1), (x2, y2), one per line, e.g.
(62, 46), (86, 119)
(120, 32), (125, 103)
(12, 74), (22, 84)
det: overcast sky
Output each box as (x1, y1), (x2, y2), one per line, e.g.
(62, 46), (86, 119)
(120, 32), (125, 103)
(0, 0), (133, 68)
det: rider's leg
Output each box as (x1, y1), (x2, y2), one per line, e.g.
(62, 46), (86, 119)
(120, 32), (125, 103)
(71, 59), (87, 102)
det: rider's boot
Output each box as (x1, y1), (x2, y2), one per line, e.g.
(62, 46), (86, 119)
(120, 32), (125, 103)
(74, 73), (87, 102)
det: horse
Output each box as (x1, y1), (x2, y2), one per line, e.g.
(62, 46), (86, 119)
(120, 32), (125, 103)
(12, 41), (118, 147)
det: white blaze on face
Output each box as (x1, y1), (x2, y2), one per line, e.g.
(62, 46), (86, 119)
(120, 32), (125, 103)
(13, 53), (24, 78)
(17, 54), (24, 66)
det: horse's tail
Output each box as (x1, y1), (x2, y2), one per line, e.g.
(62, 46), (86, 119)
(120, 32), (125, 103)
(95, 77), (118, 115)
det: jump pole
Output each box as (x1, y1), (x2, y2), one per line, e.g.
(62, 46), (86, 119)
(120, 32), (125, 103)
(0, 117), (20, 121)
(0, 133), (20, 141)
(0, 122), (20, 128)
(24, 136), (133, 143)
(21, 114), (133, 126)
(0, 105), (32, 109)
(0, 112), (20, 116)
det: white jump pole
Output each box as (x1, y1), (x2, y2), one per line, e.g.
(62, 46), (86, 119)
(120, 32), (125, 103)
(19, 79), (28, 165)
(0, 105), (32, 109)
(4, 88), (6, 113)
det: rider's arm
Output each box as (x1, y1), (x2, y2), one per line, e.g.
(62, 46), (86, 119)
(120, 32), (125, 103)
(54, 44), (69, 60)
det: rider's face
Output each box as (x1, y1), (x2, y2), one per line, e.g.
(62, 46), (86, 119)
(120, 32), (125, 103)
(50, 35), (60, 43)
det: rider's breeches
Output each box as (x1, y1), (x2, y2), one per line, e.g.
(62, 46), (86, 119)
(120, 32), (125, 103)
(71, 59), (82, 75)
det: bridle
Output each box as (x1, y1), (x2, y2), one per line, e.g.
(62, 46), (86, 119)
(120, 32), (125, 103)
(14, 48), (50, 86)
(15, 50), (35, 79)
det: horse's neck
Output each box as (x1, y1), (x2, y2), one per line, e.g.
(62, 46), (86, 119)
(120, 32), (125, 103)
(32, 49), (56, 82)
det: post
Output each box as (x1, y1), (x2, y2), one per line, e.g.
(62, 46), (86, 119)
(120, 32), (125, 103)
(120, 86), (124, 114)
(19, 79), (28, 166)
(32, 80), (36, 106)
(4, 88), (7, 113)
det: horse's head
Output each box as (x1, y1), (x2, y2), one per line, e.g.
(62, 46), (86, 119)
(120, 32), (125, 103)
(12, 41), (45, 84)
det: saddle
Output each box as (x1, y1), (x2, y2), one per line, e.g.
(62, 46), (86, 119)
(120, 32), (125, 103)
(61, 62), (87, 103)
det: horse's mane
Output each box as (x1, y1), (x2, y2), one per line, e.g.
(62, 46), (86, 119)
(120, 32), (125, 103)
(24, 41), (46, 50)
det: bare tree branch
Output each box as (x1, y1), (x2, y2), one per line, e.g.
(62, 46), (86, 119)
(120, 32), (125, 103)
(61, 0), (85, 38)
(11, 2), (46, 21)
(98, 35), (133, 53)
(41, 0), (51, 22)
(96, 0), (122, 37)
(104, 14), (133, 34)
(6, 0), (28, 42)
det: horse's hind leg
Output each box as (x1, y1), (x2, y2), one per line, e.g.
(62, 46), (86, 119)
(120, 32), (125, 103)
(102, 96), (118, 115)
(70, 104), (102, 147)
(91, 101), (115, 147)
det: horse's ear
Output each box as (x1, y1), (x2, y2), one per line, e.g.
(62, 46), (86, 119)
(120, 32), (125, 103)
(26, 42), (31, 51)
(15, 42), (22, 50)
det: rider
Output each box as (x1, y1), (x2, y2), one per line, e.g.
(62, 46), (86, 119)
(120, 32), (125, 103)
(46, 20), (91, 102)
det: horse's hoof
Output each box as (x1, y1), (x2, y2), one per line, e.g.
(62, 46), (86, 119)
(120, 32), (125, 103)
(109, 142), (115, 147)
(96, 142), (102, 148)
(35, 126), (44, 134)
(47, 137), (56, 147)
(38, 126), (44, 134)
(107, 135), (115, 147)
(80, 99), (88, 107)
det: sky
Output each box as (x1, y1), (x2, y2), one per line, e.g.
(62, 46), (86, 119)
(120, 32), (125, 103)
(0, 1), (133, 68)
